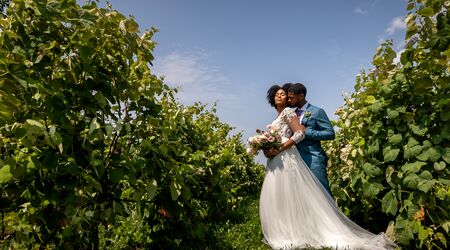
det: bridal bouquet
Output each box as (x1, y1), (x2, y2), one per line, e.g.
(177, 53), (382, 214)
(247, 125), (282, 156)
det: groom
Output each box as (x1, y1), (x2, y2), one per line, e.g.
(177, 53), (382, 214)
(286, 83), (335, 195)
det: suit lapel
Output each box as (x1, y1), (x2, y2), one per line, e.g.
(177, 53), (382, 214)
(301, 103), (311, 125)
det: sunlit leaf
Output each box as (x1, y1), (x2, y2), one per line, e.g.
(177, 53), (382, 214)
(383, 146), (400, 162)
(401, 161), (427, 173)
(434, 161), (446, 171)
(0, 165), (13, 184)
(418, 7), (434, 17)
(170, 180), (182, 201)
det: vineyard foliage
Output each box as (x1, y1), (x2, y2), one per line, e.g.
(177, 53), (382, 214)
(0, 0), (263, 248)
(325, 0), (450, 249)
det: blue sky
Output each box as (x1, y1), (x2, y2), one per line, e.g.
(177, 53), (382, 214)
(93, 0), (407, 162)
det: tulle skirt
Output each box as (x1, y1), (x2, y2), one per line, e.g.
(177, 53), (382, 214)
(259, 146), (397, 250)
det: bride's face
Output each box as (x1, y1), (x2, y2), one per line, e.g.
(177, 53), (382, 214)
(274, 89), (287, 107)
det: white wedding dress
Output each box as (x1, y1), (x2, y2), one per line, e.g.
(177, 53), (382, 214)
(259, 108), (397, 250)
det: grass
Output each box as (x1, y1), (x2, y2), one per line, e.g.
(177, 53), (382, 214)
(207, 195), (335, 250)
(208, 195), (270, 250)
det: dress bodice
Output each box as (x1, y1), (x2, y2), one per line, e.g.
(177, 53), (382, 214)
(270, 107), (298, 141)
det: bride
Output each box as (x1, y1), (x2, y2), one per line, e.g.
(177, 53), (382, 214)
(259, 85), (397, 250)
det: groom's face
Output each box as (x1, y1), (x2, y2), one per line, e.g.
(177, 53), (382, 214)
(288, 92), (304, 107)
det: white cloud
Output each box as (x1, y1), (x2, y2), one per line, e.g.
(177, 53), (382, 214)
(377, 16), (406, 45)
(154, 50), (236, 104)
(354, 7), (368, 15)
(386, 17), (406, 35)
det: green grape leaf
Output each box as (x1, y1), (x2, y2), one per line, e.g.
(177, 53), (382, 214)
(387, 109), (400, 119)
(409, 124), (428, 136)
(401, 161), (427, 173)
(383, 146), (400, 162)
(403, 173), (419, 189)
(170, 180), (182, 201)
(363, 163), (382, 176)
(363, 181), (384, 197)
(418, 7), (434, 17)
(0, 165), (13, 184)
(382, 190), (398, 216)
(389, 134), (403, 145)
(442, 147), (450, 164)
(434, 161), (446, 171)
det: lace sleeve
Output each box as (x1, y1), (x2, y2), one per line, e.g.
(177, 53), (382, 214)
(281, 108), (298, 123)
(282, 108), (305, 143)
(291, 130), (304, 143)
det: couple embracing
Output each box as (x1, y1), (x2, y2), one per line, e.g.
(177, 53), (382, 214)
(258, 83), (397, 249)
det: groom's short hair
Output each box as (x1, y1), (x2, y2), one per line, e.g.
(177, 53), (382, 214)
(288, 83), (307, 96)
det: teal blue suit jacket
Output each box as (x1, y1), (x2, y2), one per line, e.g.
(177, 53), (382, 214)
(295, 103), (335, 195)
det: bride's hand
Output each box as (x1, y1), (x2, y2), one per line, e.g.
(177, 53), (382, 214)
(264, 148), (279, 158)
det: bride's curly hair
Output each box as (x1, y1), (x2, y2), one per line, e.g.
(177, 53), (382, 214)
(266, 83), (292, 108)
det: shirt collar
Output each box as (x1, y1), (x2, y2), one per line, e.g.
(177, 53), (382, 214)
(299, 102), (308, 111)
